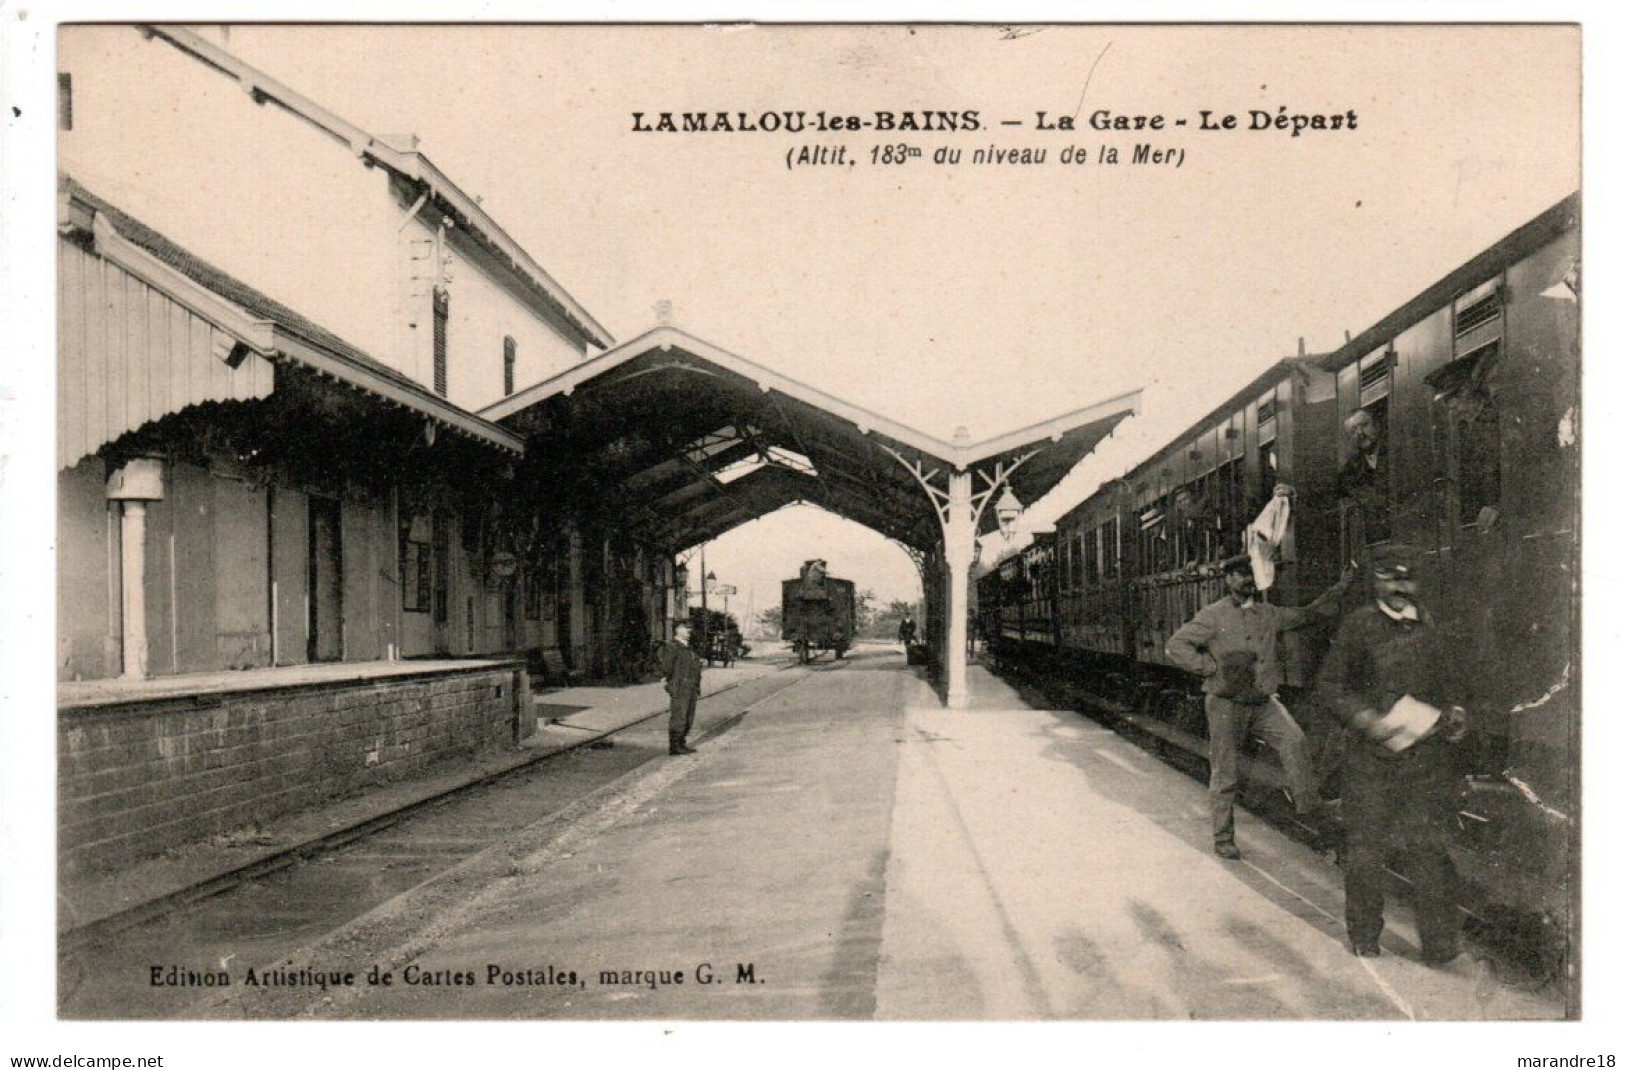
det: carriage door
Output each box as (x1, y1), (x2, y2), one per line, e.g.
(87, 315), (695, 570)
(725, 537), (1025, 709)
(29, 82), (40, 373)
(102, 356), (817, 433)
(307, 497), (344, 662)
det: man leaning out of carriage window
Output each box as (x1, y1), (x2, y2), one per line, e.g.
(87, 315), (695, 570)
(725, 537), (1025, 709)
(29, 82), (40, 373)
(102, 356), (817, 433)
(1165, 545), (1357, 861)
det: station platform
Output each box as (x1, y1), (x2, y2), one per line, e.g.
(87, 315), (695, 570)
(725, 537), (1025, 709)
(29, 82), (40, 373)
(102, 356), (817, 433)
(206, 648), (1564, 1021)
(58, 656), (787, 943)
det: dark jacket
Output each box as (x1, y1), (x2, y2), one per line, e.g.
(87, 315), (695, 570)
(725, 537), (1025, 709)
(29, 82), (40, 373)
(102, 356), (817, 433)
(1165, 576), (1350, 697)
(1315, 601), (1461, 761)
(658, 640), (703, 697)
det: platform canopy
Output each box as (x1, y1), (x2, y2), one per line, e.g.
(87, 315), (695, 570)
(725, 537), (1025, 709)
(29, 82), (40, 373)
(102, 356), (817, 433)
(483, 327), (1140, 554)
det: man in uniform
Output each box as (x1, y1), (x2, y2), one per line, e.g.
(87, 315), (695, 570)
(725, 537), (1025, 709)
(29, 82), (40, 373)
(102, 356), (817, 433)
(1315, 542), (1469, 962)
(1166, 554), (1353, 860)
(659, 619), (703, 755)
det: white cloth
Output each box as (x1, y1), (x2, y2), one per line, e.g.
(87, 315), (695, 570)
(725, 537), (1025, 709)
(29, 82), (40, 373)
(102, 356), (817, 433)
(1246, 493), (1292, 590)
(1374, 694), (1442, 752)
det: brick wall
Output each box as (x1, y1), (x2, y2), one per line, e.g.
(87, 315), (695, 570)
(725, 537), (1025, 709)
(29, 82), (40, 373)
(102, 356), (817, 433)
(58, 664), (526, 876)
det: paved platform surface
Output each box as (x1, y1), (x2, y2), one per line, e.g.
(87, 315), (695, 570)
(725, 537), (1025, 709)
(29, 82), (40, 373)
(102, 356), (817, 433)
(58, 658), (786, 938)
(205, 650), (1561, 1021)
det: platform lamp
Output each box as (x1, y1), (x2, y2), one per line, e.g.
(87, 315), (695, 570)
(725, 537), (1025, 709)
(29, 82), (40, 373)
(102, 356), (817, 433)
(995, 485), (1024, 535)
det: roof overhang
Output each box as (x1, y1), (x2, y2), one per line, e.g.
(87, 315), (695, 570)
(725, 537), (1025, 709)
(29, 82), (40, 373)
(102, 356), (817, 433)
(61, 184), (524, 456)
(484, 327), (1141, 549)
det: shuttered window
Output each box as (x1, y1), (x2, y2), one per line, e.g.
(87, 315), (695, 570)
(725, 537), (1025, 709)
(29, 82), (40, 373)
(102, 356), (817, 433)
(503, 336), (517, 397)
(432, 289), (449, 397)
(1357, 349), (1391, 407)
(1455, 291), (1501, 336)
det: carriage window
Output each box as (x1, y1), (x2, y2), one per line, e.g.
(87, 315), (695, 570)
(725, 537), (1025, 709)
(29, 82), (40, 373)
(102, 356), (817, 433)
(1139, 502), (1167, 575)
(1457, 399), (1501, 525)
(1257, 393), (1278, 445)
(1455, 283), (1502, 339)
(1258, 399), (1278, 479)
(1358, 349), (1392, 407)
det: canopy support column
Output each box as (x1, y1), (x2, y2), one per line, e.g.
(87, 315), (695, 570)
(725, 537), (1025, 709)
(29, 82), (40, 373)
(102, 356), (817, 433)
(943, 469), (974, 707)
(106, 458), (166, 681)
(879, 443), (1040, 709)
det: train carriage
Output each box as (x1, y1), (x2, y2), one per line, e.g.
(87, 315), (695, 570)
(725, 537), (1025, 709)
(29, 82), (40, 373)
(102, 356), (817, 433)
(979, 194), (1580, 956)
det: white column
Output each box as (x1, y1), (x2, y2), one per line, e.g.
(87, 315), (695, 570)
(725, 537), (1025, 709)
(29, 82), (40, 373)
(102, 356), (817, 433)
(119, 501), (148, 680)
(107, 458), (165, 681)
(943, 469), (975, 709)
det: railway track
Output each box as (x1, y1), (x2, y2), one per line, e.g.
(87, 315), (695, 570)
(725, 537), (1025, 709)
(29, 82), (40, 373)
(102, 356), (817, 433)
(59, 658), (841, 1018)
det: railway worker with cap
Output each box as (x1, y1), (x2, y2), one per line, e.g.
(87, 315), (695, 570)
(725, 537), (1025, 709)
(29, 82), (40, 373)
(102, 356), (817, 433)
(1315, 541), (1469, 962)
(659, 619), (704, 756)
(1165, 550), (1355, 860)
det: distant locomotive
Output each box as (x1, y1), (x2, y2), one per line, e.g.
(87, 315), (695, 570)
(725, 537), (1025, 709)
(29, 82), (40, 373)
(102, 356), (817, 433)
(979, 195), (1579, 954)
(782, 559), (856, 663)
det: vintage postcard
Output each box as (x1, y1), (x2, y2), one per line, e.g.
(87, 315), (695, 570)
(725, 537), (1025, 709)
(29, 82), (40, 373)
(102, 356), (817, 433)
(0, 13), (1609, 1068)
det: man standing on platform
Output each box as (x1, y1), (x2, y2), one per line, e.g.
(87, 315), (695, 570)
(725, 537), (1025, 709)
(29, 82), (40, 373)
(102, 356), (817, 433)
(660, 619), (703, 756)
(1315, 542), (1469, 962)
(1166, 554), (1353, 860)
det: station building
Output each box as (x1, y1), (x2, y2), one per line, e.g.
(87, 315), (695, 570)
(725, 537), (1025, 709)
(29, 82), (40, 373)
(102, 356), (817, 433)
(55, 26), (672, 874)
(54, 26), (1141, 879)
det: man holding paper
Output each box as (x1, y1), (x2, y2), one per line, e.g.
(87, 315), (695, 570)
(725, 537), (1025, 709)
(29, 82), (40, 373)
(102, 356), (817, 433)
(1315, 542), (1470, 963)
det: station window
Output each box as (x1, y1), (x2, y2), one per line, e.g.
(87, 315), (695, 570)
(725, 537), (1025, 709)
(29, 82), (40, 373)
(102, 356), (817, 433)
(432, 289), (450, 397)
(1140, 496), (1171, 574)
(432, 511), (453, 624)
(503, 336), (517, 397)
(1102, 518), (1120, 580)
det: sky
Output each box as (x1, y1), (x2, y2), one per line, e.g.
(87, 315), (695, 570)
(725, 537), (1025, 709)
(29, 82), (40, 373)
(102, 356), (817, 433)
(124, 23), (1580, 615)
